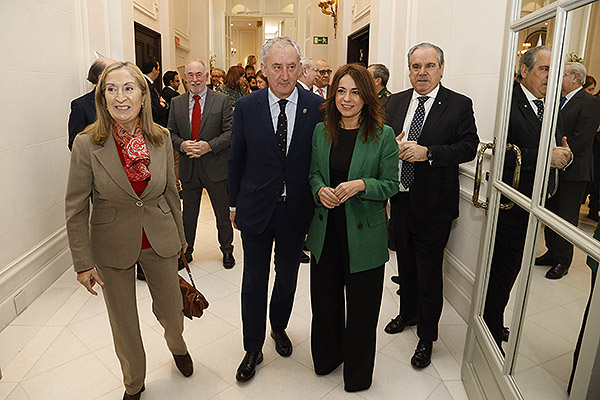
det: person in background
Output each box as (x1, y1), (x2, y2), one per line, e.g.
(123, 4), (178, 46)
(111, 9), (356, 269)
(256, 70), (268, 89)
(246, 54), (257, 70)
(313, 59), (332, 98)
(68, 57), (116, 150)
(161, 70), (181, 107)
(216, 65), (246, 104)
(298, 57), (319, 91)
(584, 75), (596, 95)
(208, 67), (225, 90)
(141, 58), (168, 127)
(306, 63), (399, 392)
(248, 75), (259, 92)
(245, 64), (256, 79)
(368, 63), (392, 108)
(66, 61), (193, 400)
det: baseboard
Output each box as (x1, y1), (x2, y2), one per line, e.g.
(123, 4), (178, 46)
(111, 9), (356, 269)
(0, 228), (71, 331)
(443, 249), (475, 322)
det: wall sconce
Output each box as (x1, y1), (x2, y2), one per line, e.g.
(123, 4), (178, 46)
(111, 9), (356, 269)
(318, 0), (338, 38)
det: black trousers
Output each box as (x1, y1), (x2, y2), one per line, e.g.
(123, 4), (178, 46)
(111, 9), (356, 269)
(310, 212), (384, 392)
(182, 162), (233, 255)
(483, 221), (527, 349)
(544, 181), (587, 268)
(390, 192), (452, 342)
(240, 202), (305, 352)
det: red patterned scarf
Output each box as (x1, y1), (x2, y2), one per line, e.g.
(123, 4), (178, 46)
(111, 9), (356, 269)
(112, 121), (151, 182)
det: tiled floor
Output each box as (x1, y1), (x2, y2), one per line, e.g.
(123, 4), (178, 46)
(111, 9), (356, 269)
(0, 195), (469, 400)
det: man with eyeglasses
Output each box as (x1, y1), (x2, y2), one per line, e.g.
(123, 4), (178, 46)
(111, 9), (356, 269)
(298, 57), (319, 91)
(208, 67), (225, 90)
(536, 61), (600, 279)
(313, 59), (332, 98)
(384, 42), (479, 369)
(168, 59), (236, 271)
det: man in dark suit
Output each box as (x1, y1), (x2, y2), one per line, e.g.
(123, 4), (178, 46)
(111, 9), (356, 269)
(384, 42), (479, 368)
(169, 59), (235, 270)
(67, 57), (115, 150)
(483, 46), (572, 350)
(536, 62), (600, 279)
(228, 37), (323, 382)
(161, 70), (181, 107)
(142, 58), (168, 127)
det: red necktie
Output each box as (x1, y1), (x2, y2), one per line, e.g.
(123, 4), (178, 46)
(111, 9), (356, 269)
(317, 88), (324, 98)
(191, 95), (201, 141)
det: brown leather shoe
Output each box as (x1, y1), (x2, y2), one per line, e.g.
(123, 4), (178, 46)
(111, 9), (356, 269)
(123, 385), (145, 400)
(173, 352), (194, 377)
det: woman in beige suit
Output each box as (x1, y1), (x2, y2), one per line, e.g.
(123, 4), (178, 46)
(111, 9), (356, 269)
(66, 62), (192, 400)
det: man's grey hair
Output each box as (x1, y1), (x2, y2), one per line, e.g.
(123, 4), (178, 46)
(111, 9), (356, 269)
(565, 62), (587, 85)
(368, 63), (390, 87)
(407, 42), (444, 68)
(87, 58), (112, 85)
(517, 45), (551, 81)
(211, 67), (225, 76)
(185, 59), (207, 75)
(261, 37), (302, 65)
(301, 57), (315, 70)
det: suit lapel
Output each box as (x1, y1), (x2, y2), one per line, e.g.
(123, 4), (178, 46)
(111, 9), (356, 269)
(288, 86), (308, 156)
(395, 90), (412, 135)
(348, 125), (367, 180)
(199, 90), (215, 137)
(514, 84), (542, 135)
(318, 130), (332, 187)
(141, 140), (164, 199)
(256, 90), (281, 159)
(561, 89), (583, 114)
(94, 134), (139, 199)
(419, 86), (450, 144)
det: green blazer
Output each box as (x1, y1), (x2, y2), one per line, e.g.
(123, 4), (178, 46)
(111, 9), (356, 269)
(306, 122), (399, 273)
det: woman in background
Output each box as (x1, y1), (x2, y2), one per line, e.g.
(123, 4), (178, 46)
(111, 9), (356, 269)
(66, 61), (193, 400)
(256, 69), (268, 89)
(306, 63), (399, 392)
(216, 65), (246, 103)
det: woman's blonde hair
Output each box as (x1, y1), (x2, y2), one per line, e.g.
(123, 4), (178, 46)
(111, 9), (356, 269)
(81, 61), (166, 147)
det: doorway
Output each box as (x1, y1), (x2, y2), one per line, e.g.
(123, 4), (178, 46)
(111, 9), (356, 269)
(347, 25), (369, 66)
(134, 22), (162, 91)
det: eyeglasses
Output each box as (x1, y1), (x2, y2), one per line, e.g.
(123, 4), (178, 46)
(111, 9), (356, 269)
(562, 72), (574, 77)
(307, 67), (319, 72)
(318, 69), (332, 75)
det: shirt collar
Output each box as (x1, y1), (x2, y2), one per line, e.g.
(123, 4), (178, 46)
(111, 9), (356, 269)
(189, 86), (208, 101)
(411, 84), (440, 101)
(520, 83), (542, 103)
(268, 85), (298, 107)
(564, 86), (583, 101)
(145, 75), (154, 84)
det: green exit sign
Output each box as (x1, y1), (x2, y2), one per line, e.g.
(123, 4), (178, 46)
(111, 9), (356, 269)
(313, 36), (328, 45)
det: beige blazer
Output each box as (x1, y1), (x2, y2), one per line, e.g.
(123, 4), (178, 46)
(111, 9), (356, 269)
(66, 130), (185, 272)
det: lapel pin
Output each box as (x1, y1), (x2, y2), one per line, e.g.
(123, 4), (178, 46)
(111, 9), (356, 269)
(303, 108), (307, 114)
(438, 101), (442, 105)
(524, 104), (528, 107)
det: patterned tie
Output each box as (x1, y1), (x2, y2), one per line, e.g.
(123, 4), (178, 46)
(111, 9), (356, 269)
(533, 99), (557, 197)
(191, 95), (201, 141)
(317, 88), (324, 98)
(276, 99), (288, 156)
(400, 96), (429, 189)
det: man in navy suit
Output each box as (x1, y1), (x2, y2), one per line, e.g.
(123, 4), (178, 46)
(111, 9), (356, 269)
(67, 57), (115, 150)
(384, 43), (479, 368)
(228, 37), (323, 382)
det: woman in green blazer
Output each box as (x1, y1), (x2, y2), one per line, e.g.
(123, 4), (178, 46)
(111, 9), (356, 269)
(305, 63), (399, 392)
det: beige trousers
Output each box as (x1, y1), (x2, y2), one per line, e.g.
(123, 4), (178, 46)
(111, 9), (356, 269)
(97, 248), (187, 395)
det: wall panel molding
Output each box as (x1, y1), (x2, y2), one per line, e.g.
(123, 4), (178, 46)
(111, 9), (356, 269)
(0, 228), (71, 330)
(134, 0), (160, 20)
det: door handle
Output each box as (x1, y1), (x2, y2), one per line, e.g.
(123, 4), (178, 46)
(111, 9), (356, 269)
(472, 140), (522, 211)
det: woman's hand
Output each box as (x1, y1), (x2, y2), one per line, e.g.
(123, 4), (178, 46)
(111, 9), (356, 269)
(77, 268), (104, 296)
(178, 242), (189, 259)
(318, 186), (341, 209)
(333, 179), (366, 203)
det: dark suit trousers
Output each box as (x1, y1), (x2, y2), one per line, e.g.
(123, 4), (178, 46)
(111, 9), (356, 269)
(483, 221), (527, 349)
(310, 212), (384, 391)
(390, 192), (452, 342)
(240, 202), (305, 352)
(182, 160), (233, 254)
(544, 181), (587, 268)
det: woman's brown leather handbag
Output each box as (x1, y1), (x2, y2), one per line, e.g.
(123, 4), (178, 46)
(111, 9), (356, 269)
(179, 257), (209, 319)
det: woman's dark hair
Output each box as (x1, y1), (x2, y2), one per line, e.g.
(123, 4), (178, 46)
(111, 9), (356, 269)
(223, 65), (245, 89)
(256, 69), (268, 85)
(321, 63), (386, 145)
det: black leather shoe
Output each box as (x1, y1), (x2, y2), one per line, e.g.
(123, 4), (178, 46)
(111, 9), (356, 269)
(535, 253), (554, 266)
(271, 330), (293, 357)
(223, 252), (235, 269)
(300, 251), (310, 263)
(502, 327), (510, 342)
(390, 275), (401, 284)
(173, 352), (193, 377)
(384, 315), (416, 334)
(411, 340), (432, 368)
(236, 351), (263, 382)
(545, 263), (569, 279)
(123, 385), (145, 400)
